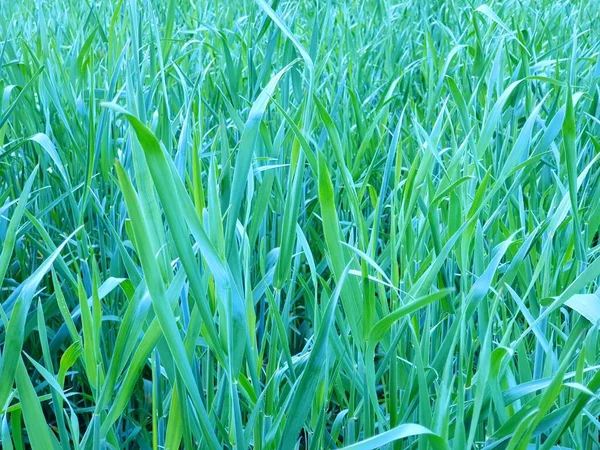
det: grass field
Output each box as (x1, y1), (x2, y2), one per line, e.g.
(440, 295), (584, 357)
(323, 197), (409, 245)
(2, 0), (600, 448)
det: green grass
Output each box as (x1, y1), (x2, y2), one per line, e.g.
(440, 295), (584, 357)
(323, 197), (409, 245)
(2, 0), (600, 448)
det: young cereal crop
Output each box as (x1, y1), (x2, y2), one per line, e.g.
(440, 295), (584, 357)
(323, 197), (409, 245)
(1, 0), (600, 448)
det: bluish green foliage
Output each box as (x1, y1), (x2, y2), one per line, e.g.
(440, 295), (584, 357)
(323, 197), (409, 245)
(2, 0), (600, 448)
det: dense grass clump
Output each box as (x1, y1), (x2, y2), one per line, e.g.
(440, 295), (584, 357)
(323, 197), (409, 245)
(3, 0), (600, 448)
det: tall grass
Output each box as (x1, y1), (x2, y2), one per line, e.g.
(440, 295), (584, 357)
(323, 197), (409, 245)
(2, 0), (600, 448)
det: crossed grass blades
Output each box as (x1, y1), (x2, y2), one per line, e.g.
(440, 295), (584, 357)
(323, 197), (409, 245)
(2, 0), (600, 448)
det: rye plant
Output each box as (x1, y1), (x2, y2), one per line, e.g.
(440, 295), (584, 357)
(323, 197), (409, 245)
(2, 0), (600, 448)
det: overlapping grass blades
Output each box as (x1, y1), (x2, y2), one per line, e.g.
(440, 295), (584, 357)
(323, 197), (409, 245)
(2, 0), (600, 449)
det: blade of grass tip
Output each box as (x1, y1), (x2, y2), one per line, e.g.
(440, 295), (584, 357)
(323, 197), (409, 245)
(365, 289), (453, 424)
(115, 103), (255, 392)
(0, 65), (44, 130)
(0, 166), (38, 287)
(369, 289), (455, 345)
(1, 412), (14, 450)
(78, 276), (98, 392)
(99, 321), (163, 436)
(273, 140), (305, 291)
(510, 337), (581, 450)
(255, 0), (315, 108)
(0, 225), (82, 410)
(370, 108), (404, 258)
(14, 357), (56, 450)
(256, 0), (281, 39)
(563, 82), (585, 266)
(163, 128), (254, 380)
(538, 367), (600, 450)
(267, 288), (297, 382)
(161, 0), (177, 59)
(102, 102), (228, 367)
(505, 285), (553, 359)
(315, 97), (365, 241)
(114, 160), (220, 449)
(10, 407), (24, 450)
(57, 341), (82, 393)
(270, 98), (318, 173)
(223, 60), (298, 257)
(316, 153), (362, 339)
(519, 252), (600, 345)
(95, 284), (152, 412)
(22, 351), (72, 413)
(339, 423), (449, 450)
(409, 216), (475, 299)
(27, 134), (70, 185)
(497, 94), (547, 182)
(255, 0), (316, 292)
(277, 263), (351, 450)
(35, 301), (70, 448)
(467, 295), (502, 450)
(164, 384), (184, 450)
(476, 79), (524, 158)
(22, 210), (78, 290)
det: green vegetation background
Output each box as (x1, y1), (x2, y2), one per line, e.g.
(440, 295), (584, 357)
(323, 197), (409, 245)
(1, 0), (600, 448)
